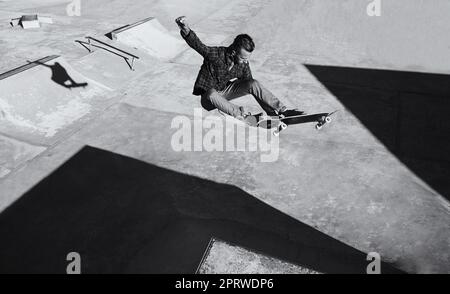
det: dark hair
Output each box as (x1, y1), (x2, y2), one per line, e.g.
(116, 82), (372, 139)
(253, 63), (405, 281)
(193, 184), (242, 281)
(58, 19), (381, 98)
(232, 34), (255, 53)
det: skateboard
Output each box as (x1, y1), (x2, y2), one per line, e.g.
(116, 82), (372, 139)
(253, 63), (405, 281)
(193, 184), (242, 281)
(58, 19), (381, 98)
(257, 111), (338, 136)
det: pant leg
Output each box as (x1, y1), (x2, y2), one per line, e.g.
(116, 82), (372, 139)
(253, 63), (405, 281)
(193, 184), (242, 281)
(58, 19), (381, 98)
(223, 79), (286, 115)
(202, 88), (244, 117)
(202, 79), (286, 117)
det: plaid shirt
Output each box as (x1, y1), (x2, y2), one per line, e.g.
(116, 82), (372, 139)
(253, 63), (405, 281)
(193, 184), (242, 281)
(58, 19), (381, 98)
(181, 30), (253, 96)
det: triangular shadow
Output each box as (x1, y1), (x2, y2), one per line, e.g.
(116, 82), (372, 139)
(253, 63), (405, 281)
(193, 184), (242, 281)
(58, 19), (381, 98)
(305, 64), (450, 201)
(0, 146), (403, 274)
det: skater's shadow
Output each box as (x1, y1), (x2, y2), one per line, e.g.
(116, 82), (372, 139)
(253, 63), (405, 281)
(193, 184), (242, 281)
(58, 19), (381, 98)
(30, 60), (88, 89)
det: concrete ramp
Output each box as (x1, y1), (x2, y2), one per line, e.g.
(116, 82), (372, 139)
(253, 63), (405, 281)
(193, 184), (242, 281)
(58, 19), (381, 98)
(0, 55), (110, 138)
(107, 17), (187, 61)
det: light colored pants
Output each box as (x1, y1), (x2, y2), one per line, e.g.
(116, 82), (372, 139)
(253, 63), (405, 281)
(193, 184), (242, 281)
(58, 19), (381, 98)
(201, 79), (285, 118)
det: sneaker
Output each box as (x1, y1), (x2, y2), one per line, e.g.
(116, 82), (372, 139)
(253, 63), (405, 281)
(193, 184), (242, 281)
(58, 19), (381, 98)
(217, 109), (227, 117)
(279, 108), (305, 117)
(236, 112), (261, 127)
(237, 113), (254, 126)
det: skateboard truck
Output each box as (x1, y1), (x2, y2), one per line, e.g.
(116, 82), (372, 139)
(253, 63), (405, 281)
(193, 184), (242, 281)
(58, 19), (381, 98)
(315, 115), (332, 130)
(272, 111), (337, 136)
(273, 122), (288, 137)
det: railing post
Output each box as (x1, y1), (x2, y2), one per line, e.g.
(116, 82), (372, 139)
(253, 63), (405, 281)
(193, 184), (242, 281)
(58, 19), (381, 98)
(88, 38), (92, 53)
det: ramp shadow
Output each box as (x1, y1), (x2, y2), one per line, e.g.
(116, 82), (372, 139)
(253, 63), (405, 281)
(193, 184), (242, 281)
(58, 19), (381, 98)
(0, 146), (403, 274)
(305, 64), (450, 201)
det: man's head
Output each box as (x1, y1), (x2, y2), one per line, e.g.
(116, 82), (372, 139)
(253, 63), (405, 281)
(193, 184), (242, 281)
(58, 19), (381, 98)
(230, 34), (255, 64)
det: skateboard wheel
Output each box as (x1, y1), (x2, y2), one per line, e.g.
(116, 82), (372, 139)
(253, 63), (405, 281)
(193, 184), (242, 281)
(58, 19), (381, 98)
(281, 123), (288, 130)
(273, 130), (280, 137)
(325, 116), (331, 123)
(316, 124), (322, 130)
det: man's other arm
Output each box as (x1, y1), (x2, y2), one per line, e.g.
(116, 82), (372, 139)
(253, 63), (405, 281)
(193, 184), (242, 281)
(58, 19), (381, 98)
(182, 30), (213, 58)
(176, 16), (213, 58)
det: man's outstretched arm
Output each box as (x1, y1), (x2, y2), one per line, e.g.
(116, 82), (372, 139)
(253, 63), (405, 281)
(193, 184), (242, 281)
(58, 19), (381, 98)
(175, 16), (212, 58)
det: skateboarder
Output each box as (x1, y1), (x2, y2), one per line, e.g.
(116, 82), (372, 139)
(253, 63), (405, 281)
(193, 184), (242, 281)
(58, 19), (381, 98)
(175, 16), (303, 124)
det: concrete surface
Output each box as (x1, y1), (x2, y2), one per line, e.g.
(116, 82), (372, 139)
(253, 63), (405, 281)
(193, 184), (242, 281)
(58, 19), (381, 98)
(0, 142), (403, 274)
(0, 0), (449, 273)
(0, 55), (109, 138)
(198, 238), (321, 274)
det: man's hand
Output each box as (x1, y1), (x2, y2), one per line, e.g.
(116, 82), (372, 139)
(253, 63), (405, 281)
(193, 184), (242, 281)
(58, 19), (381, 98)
(175, 16), (190, 35)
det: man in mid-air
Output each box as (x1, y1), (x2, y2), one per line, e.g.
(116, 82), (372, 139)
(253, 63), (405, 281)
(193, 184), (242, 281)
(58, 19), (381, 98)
(176, 16), (302, 125)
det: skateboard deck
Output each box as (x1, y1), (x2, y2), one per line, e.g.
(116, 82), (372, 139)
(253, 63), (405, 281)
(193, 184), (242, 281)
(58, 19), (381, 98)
(257, 110), (338, 136)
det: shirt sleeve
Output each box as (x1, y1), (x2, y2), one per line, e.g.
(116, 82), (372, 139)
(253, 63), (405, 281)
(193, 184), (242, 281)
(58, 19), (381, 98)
(181, 29), (215, 59)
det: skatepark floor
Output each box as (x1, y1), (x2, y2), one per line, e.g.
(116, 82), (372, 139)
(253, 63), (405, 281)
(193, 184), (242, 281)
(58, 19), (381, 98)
(0, 0), (449, 273)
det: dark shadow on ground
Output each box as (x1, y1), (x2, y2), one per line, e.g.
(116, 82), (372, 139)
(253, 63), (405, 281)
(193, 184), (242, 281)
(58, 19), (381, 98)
(305, 64), (450, 201)
(31, 60), (88, 89)
(0, 146), (403, 274)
